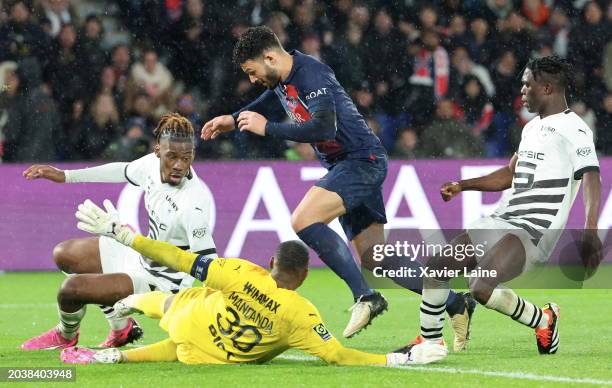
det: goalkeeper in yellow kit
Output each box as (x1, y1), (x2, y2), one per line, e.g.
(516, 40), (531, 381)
(59, 200), (447, 366)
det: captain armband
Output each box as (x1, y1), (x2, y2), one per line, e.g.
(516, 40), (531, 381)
(190, 255), (215, 281)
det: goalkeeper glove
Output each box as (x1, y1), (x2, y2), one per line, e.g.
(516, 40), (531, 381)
(386, 342), (448, 366)
(75, 199), (136, 246)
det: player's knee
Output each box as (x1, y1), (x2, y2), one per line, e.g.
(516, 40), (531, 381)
(469, 282), (493, 305)
(290, 212), (310, 233)
(53, 241), (75, 273)
(58, 276), (87, 304)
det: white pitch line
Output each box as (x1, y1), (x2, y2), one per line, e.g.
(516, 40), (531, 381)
(277, 354), (612, 386)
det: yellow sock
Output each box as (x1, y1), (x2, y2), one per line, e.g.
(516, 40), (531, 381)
(122, 338), (178, 362)
(131, 291), (169, 319)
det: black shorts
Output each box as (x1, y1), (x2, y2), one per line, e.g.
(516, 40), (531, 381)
(315, 153), (388, 240)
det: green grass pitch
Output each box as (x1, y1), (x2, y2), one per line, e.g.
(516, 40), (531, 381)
(1, 270), (611, 387)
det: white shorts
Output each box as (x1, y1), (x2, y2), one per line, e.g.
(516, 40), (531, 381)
(467, 216), (547, 273)
(98, 236), (182, 294)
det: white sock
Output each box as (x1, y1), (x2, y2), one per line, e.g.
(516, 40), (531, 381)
(420, 278), (450, 342)
(57, 306), (86, 339)
(99, 305), (129, 331)
(485, 287), (548, 329)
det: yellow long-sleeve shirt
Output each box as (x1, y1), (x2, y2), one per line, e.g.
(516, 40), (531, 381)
(129, 235), (387, 366)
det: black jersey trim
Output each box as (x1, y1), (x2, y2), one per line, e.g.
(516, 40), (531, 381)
(498, 208), (559, 217)
(499, 214), (552, 228)
(574, 166), (599, 180)
(505, 220), (543, 244)
(509, 195), (565, 206)
(124, 164), (139, 186)
(513, 178), (570, 194)
(517, 161), (537, 169)
(195, 248), (217, 256)
(532, 178), (569, 188)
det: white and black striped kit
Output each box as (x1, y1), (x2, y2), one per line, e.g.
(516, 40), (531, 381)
(491, 109), (600, 256)
(124, 153), (218, 291)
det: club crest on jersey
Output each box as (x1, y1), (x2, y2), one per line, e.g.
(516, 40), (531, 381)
(313, 323), (332, 341)
(286, 95), (298, 109)
(192, 227), (207, 238)
(576, 147), (592, 157)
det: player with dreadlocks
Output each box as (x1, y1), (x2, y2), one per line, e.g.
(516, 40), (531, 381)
(399, 56), (601, 359)
(21, 113), (218, 350)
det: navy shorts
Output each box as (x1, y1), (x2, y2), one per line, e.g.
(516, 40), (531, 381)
(315, 153), (388, 240)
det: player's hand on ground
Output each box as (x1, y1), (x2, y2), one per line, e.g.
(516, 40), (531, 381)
(201, 115), (236, 140)
(75, 199), (136, 246)
(389, 342), (448, 366)
(440, 181), (461, 202)
(22, 165), (66, 182)
(386, 341), (448, 366)
(580, 229), (603, 278)
(237, 111), (267, 136)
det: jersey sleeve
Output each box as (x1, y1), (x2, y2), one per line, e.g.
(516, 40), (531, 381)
(64, 163), (128, 183)
(299, 64), (336, 114)
(124, 153), (155, 186)
(286, 298), (386, 366)
(205, 258), (266, 292)
(266, 63), (339, 142)
(562, 125), (600, 180)
(232, 89), (286, 123)
(182, 193), (217, 258)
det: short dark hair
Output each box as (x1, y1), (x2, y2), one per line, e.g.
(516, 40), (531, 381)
(233, 26), (283, 66)
(275, 240), (309, 272)
(527, 55), (572, 89)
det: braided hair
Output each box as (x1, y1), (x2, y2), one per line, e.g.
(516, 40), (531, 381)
(526, 56), (572, 90)
(152, 113), (195, 143)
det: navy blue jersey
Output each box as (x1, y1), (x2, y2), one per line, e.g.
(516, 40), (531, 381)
(235, 51), (384, 166)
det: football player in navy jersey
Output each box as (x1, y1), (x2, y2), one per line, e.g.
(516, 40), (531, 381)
(202, 27), (474, 344)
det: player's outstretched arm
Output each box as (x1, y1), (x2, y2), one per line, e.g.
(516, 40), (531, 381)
(121, 338), (178, 363)
(317, 343), (446, 366)
(204, 89), (281, 140)
(258, 110), (337, 142)
(75, 200), (199, 274)
(22, 165), (66, 182)
(130, 235), (200, 275)
(288, 301), (446, 366)
(23, 162), (130, 184)
(441, 154), (518, 201)
(201, 115), (236, 140)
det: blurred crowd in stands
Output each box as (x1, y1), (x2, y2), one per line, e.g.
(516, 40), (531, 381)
(0, 0), (610, 162)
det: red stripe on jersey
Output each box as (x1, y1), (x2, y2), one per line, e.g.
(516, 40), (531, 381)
(283, 84), (342, 157)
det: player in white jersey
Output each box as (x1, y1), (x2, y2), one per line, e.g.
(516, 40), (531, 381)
(20, 113), (217, 350)
(398, 56), (602, 359)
